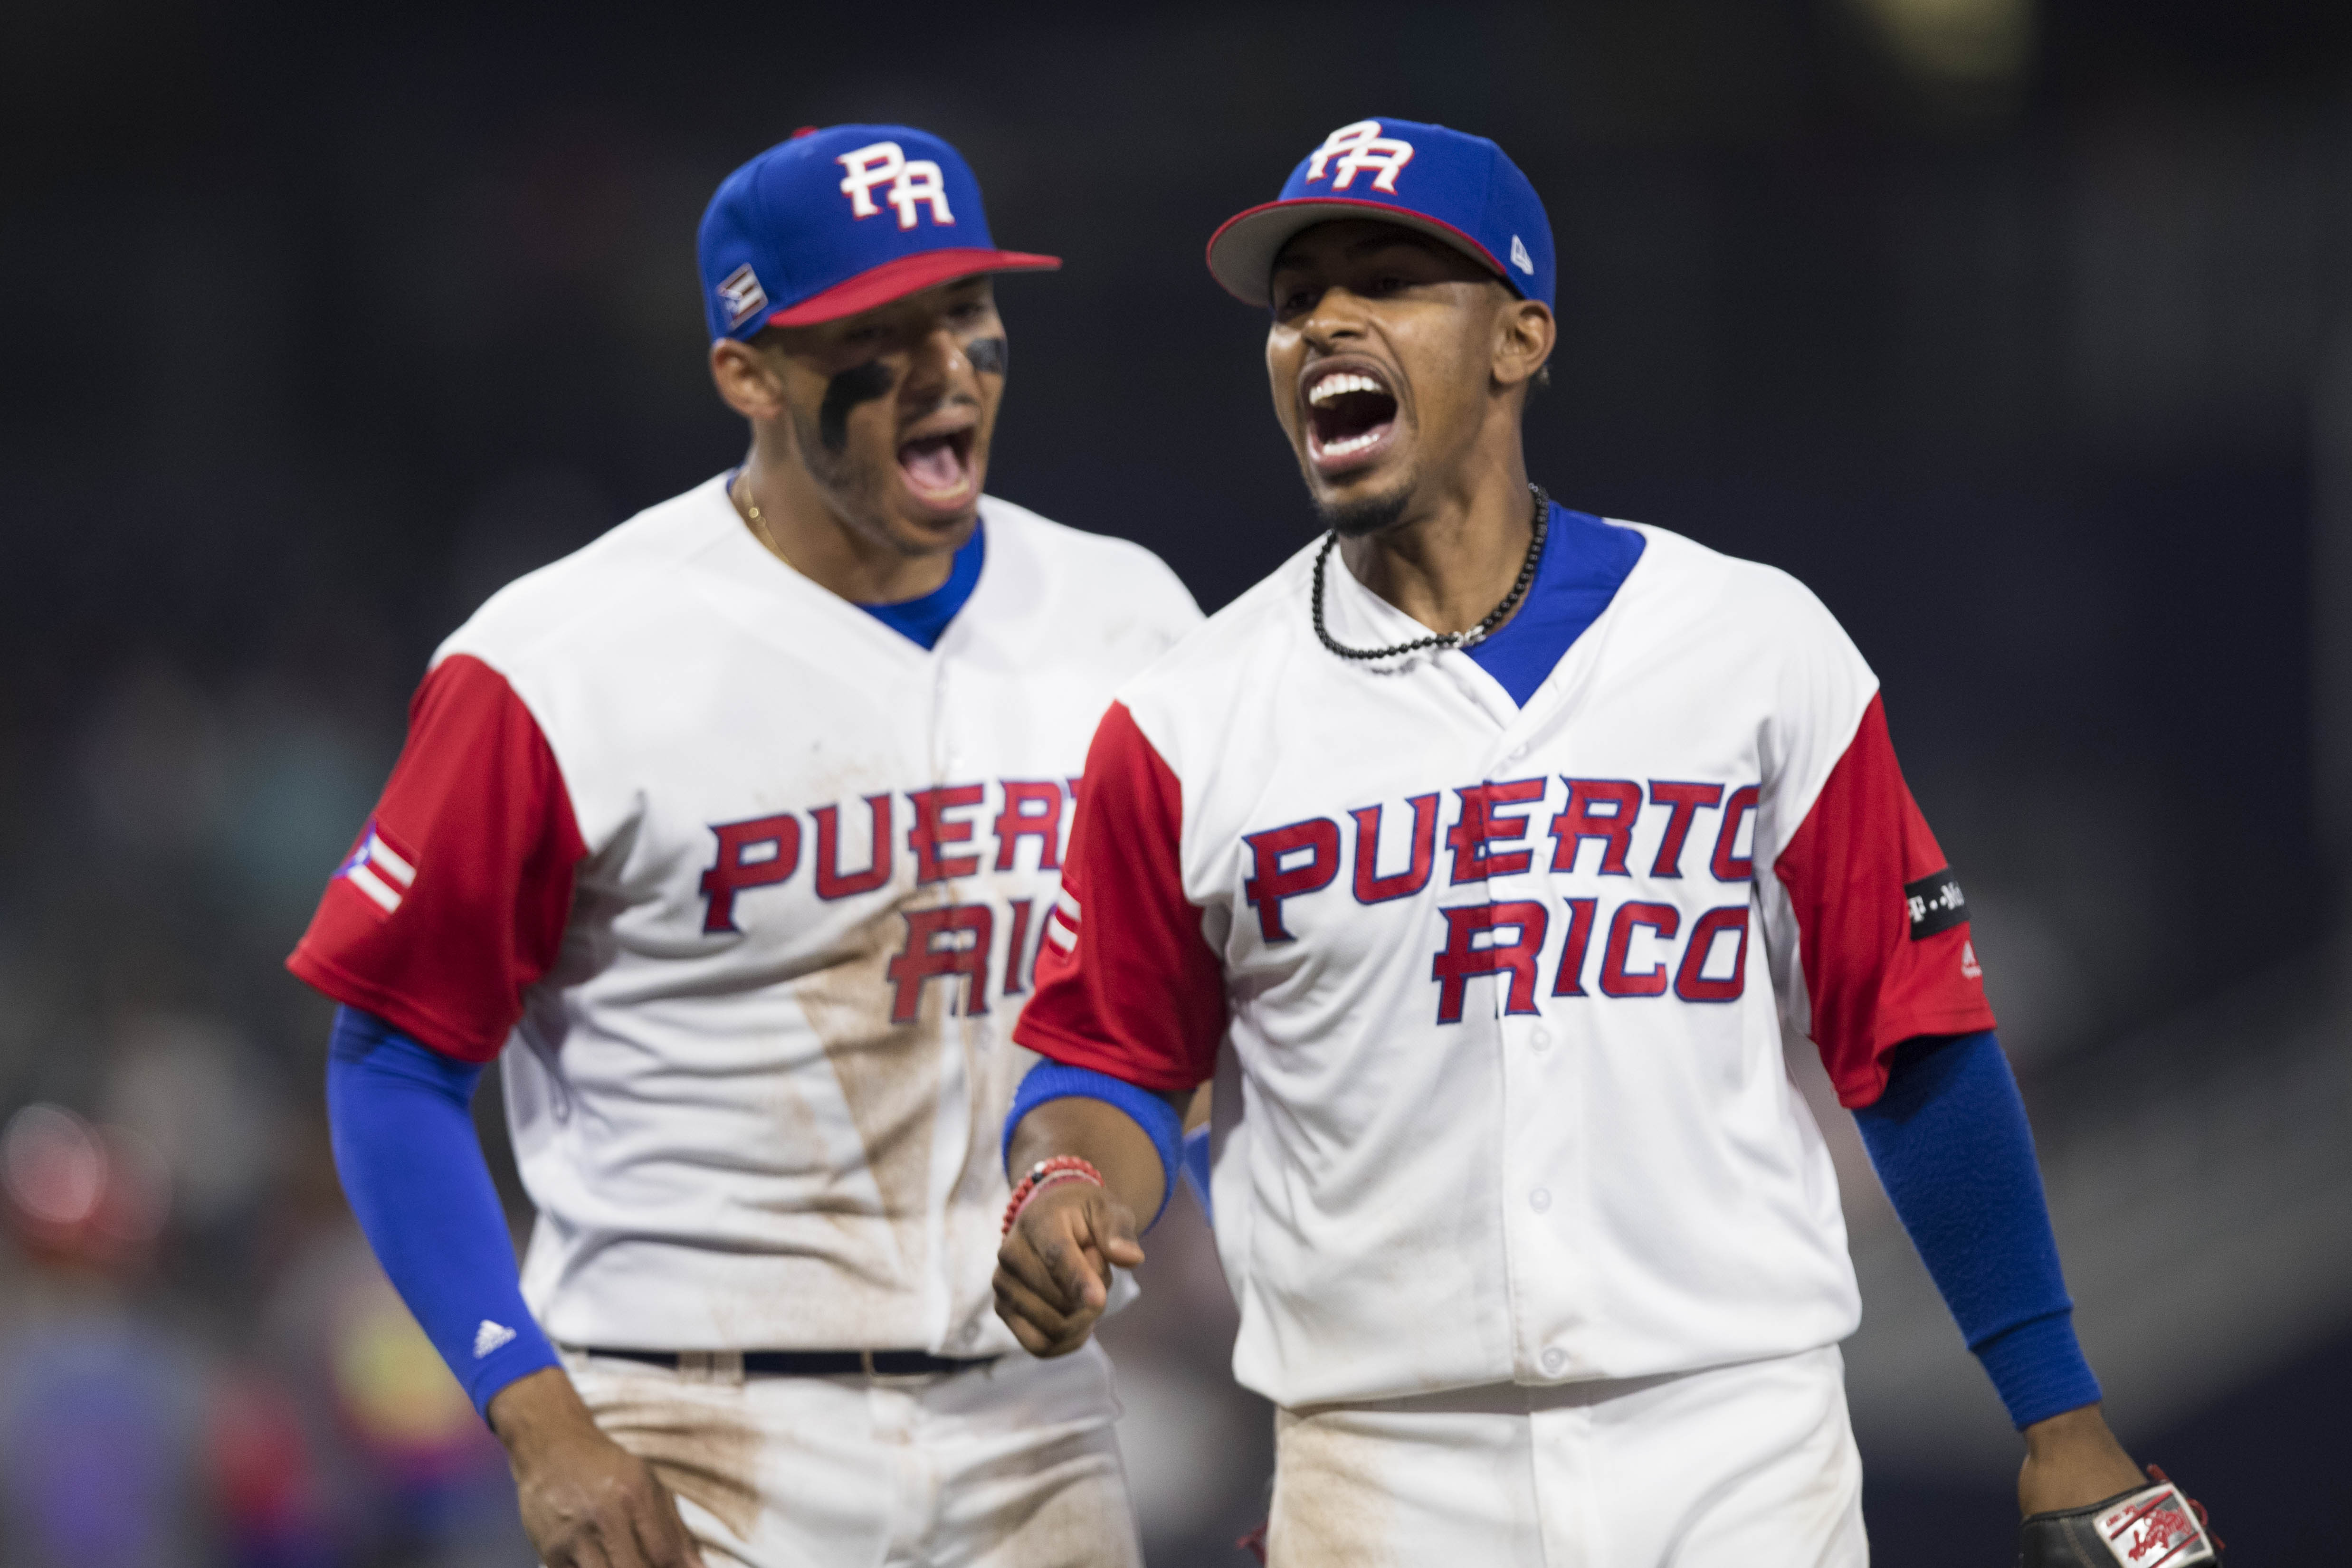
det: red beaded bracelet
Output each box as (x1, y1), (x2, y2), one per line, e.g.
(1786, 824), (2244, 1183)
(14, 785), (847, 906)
(1001, 1156), (1106, 1236)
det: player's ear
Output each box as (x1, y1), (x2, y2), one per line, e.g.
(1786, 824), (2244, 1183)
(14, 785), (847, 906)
(1492, 295), (1555, 395)
(710, 336), (789, 422)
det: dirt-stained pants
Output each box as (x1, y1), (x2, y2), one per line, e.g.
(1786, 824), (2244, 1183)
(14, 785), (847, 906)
(562, 1340), (1143, 1568)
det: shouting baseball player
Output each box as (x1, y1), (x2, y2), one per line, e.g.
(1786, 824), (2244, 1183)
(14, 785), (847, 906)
(290, 124), (1199, 1567)
(991, 119), (2222, 1566)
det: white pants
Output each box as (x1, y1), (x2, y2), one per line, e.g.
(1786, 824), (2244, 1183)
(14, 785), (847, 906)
(1266, 1346), (1866, 1568)
(562, 1341), (1143, 1568)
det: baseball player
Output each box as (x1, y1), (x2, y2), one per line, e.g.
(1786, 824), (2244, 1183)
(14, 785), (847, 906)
(289, 124), (1199, 1568)
(990, 119), (2222, 1566)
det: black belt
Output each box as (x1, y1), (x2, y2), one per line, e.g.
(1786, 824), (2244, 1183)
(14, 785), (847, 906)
(581, 1347), (999, 1378)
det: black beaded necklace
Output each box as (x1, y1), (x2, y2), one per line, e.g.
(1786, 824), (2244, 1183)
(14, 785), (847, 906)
(1311, 485), (1550, 663)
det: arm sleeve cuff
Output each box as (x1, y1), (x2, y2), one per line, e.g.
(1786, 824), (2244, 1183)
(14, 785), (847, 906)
(327, 1006), (561, 1418)
(1974, 1309), (2103, 1429)
(1003, 1061), (1183, 1228)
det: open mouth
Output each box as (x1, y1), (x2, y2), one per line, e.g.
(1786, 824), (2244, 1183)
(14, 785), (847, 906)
(1304, 363), (1400, 474)
(896, 424), (977, 505)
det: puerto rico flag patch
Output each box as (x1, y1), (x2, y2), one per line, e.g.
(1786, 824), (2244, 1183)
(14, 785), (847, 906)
(336, 820), (417, 917)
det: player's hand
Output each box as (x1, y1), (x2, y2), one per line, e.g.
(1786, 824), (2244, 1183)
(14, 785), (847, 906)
(993, 1179), (1144, 1357)
(489, 1367), (706, 1568)
(2017, 1404), (2145, 1516)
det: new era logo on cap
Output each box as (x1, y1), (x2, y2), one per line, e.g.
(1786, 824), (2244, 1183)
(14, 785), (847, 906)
(697, 124), (1058, 341)
(1206, 115), (1557, 315)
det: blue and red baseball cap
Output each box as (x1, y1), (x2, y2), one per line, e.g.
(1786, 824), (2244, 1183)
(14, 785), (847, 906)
(697, 124), (1059, 341)
(1206, 118), (1554, 312)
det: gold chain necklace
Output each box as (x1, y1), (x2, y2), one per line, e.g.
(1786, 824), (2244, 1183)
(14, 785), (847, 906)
(733, 473), (786, 560)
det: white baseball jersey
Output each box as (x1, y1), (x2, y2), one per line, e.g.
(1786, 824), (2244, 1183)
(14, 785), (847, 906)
(290, 474), (1200, 1356)
(1017, 518), (1993, 1409)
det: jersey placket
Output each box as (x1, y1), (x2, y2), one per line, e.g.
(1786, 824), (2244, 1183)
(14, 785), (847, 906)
(1452, 572), (1634, 1385)
(1324, 551), (1621, 1386)
(1465, 752), (1595, 1385)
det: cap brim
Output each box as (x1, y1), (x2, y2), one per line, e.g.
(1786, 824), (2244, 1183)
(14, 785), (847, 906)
(1205, 198), (1512, 306)
(767, 247), (1062, 328)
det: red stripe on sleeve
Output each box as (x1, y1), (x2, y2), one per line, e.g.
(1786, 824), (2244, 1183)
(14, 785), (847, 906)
(1013, 702), (1226, 1092)
(286, 654), (587, 1062)
(1773, 692), (1996, 1108)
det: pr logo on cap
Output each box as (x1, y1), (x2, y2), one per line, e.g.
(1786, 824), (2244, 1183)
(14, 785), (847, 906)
(836, 142), (957, 229)
(1305, 121), (1416, 193)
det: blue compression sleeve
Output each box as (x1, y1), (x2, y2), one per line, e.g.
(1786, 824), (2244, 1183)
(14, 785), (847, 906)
(325, 1006), (559, 1418)
(1004, 1061), (1184, 1227)
(1852, 1029), (2101, 1429)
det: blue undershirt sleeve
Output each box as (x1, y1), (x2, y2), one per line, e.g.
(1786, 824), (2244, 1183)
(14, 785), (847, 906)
(325, 1005), (560, 1419)
(1003, 1061), (1184, 1228)
(1852, 1029), (2102, 1429)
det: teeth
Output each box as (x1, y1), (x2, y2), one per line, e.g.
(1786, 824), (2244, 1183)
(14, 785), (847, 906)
(1308, 371), (1388, 407)
(1321, 429), (1383, 457)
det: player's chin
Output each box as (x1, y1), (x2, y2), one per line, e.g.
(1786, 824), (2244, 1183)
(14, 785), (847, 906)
(881, 503), (981, 560)
(877, 475), (983, 550)
(1298, 440), (1415, 534)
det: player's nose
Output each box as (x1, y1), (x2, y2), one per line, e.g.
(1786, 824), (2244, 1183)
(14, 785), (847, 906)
(903, 323), (981, 402)
(1296, 285), (1373, 350)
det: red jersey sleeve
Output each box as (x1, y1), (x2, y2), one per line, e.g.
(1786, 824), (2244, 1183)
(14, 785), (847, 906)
(286, 654), (586, 1062)
(1773, 692), (1996, 1108)
(1013, 701), (1227, 1093)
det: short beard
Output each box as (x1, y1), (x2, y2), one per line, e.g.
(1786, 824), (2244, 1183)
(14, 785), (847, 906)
(786, 403), (940, 557)
(1314, 484), (1413, 540)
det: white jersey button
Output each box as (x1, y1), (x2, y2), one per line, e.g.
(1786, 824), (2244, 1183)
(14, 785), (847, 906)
(1529, 1188), (1552, 1213)
(1530, 1027), (1551, 1050)
(1541, 1348), (1566, 1375)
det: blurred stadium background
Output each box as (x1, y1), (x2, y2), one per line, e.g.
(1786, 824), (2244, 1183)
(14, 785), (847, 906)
(2, 0), (2347, 1561)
